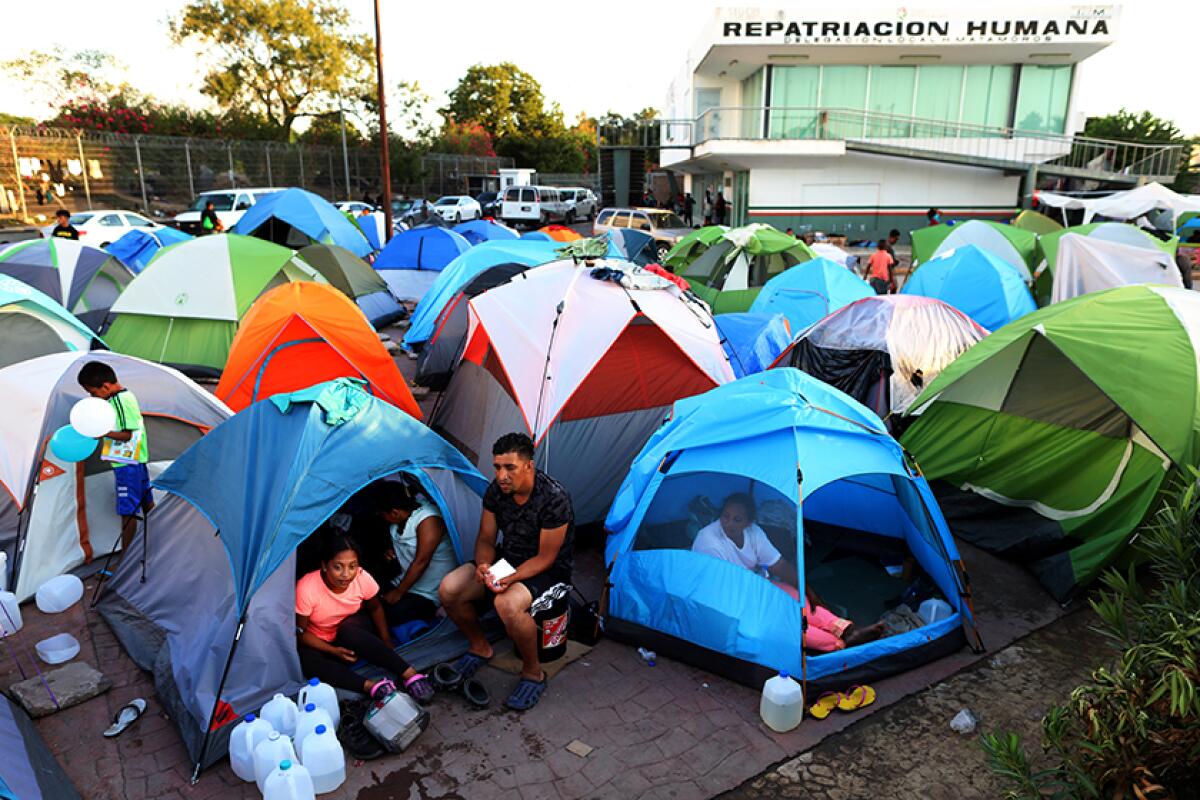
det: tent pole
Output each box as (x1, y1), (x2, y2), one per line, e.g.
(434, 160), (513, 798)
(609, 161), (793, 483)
(191, 612), (247, 784)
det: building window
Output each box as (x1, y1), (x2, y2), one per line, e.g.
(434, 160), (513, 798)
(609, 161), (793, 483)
(913, 65), (964, 136)
(820, 66), (869, 136)
(768, 66), (820, 139)
(866, 66), (917, 137)
(1014, 65), (1072, 134)
(961, 65), (1015, 129)
(740, 68), (765, 138)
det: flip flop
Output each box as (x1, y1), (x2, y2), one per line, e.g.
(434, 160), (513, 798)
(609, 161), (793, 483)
(450, 651), (488, 681)
(461, 677), (490, 709)
(432, 662), (464, 692)
(103, 698), (146, 738)
(504, 673), (547, 711)
(837, 685), (877, 712)
(807, 692), (843, 721)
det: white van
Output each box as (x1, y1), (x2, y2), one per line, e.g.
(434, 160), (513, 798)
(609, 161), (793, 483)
(173, 187), (284, 234)
(500, 185), (568, 229)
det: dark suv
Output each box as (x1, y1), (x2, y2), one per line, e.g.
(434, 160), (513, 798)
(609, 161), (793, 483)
(391, 198), (433, 228)
(476, 192), (501, 219)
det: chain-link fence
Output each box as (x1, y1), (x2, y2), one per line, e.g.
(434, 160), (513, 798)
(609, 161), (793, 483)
(0, 125), (516, 221)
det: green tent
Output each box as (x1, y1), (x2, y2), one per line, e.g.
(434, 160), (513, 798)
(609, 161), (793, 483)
(663, 225), (728, 271)
(296, 243), (404, 327)
(901, 285), (1200, 601)
(679, 224), (814, 313)
(105, 234), (326, 374)
(1012, 209), (1063, 236)
(1034, 223), (1179, 305)
(910, 220), (1038, 279)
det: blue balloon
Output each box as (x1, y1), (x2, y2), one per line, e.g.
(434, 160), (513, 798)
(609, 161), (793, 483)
(49, 425), (98, 463)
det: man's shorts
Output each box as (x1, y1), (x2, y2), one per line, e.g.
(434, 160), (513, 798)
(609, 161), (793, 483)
(470, 561), (571, 616)
(114, 463), (152, 517)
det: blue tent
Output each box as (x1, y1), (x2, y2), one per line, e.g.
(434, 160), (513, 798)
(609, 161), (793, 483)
(232, 188), (373, 258)
(402, 239), (561, 348)
(749, 257), (873, 332)
(374, 226), (473, 301)
(605, 229), (656, 265)
(521, 231), (553, 242)
(105, 227), (193, 272)
(98, 379), (487, 772)
(714, 312), (791, 377)
(355, 211), (388, 252)
(605, 368), (978, 689)
(453, 219), (519, 246)
(900, 244), (1036, 331)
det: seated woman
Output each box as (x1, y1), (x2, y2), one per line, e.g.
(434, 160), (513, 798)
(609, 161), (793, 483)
(691, 493), (883, 652)
(296, 533), (434, 703)
(374, 482), (456, 627)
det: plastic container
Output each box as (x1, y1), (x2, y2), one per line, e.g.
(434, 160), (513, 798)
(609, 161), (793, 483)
(760, 671), (805, 733)
(918, 598), (953, 625)
(34, 633), (80, 664)
(0, 551), (8, 592)
(298, 677), (340, 729)
(298, 724), (345, 794)
(252, 731), (296, 791)
(228, 713), (274, 782)
(35, 575), (84, 614)
(637, 647), (656, 667)
(260, 693), (299, 738)
(363, 689), (429, 754)
(262, 759), (315, 800)
(293, 702), (334, 754)
(533, 592), (570, 663)
(0, 590), (21, 636)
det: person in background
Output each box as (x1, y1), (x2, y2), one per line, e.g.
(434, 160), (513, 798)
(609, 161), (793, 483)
(375, 482), (456, 628)
(926, 208), (941, 226)
(785, 227), (795, 237)
(867, 239), (896, 295)
(715, 191), (728, 225)
(684, 192), (695, 227)
(200, 200), (223, 235)
(1175, 248), (1195, 290)
(50, 209), (79, 240)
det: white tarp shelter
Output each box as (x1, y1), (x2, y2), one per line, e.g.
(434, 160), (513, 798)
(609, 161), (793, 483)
(1051, 235), (1181, 304)
(1038, 182), (1200, 226)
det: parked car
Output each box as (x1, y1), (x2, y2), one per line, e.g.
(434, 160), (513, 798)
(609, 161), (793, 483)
(173, 188), (283, 234)
(391, 198), (433, 227)
(559, 188), (599, 223)
(40, 209), (161, 247)
(593, 207), (693, 261)
(432, 195), (482, 223)
(335, 201), (376, 215)
(500, 185), (568, 229)
(476, 191), (501, 219)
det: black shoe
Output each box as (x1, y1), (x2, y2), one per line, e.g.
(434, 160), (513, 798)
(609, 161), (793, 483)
(432, 662), (464, 692)
(461, 677), (490, 709)
(337, 702), (385, 761)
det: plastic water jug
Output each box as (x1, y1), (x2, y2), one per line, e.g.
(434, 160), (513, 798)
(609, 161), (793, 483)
(0, 590), (21, 636)
(262, 759), (315, 800)
(298, 677), (340, 729)
(34, 575), (83, 614)
(252, 731), (296, 791)
(298, 725), (345, 794)
(260, 693), (299, 738)
(759, 671), (805, 733)
(918, 598), (953, 625)
(293, 702), (334, 754)
(363, 688), (429, 754)
(228, 713), (274, 782)
(34, 633), (80, 664)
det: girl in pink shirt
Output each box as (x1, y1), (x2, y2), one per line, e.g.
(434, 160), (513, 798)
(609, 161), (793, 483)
(296, 535), (433, 703)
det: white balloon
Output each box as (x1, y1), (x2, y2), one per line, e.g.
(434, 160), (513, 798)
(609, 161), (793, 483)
(69, 397), (116, 438)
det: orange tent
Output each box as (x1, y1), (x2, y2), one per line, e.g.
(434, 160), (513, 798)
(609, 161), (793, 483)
(538, 225), (582, 242)
(216, 281), (421, 418)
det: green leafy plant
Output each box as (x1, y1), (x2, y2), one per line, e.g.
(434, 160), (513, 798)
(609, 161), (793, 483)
(982, 468), (1200, 799)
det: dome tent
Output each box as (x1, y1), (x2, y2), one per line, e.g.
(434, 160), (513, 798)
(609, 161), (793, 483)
(0, 276), (100, 369)
(105, 227), (193, 273)
(97, 380), (486, 774)
(1034, 223), (1179, 305)
(663, 225), (728, 272)
(900, 245), (1037, 330)
(215, 281), (420, 416)
(452, 219), (519, 245)
(713, 312), (792, 378)
(1011, 209), (1063, 236)
(430, 258), (735, 523)
(902, 285), (1200, 602)
(374, 226), (472, 301)
(0, 239), (133, 333)
(770, 295), (987, 424)
(0, 351), (229, 600)
(678, 224), (815, 313)
(103, 234), (326, 375)
(296, 243), (404, 327)
(605, 369), (979, 690)
(749, 257), (874, 332)
(231, 187), (373, 258)
(910, 220), (1038, 279)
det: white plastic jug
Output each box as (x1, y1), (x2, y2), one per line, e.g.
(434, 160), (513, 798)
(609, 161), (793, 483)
(293, 702), (334, 754)
(260, 693), (299, 738)
(252, 731), (296, 791)
(228, 713), (274, 782)
(298, 677), (340, 729)
(35, 575), (83, 614)
(0, 590), (21, 636)
(918, 598), (953, 625)
(760, 671), (805, 733)
(35, 633), (80, 664)
(262, 759), (315, 800)
(298, 724), (345, 795)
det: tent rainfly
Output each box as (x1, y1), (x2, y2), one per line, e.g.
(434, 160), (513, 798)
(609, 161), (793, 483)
(910, 220), (1038, 279)
(296, 243), (404, 327)
(679, 224), (815, 313)
(374, 226), (472, 301)
(232, 187), (373, 257)
(0, 239), (133, 333)
(105, 227), (193, 273)
(900, 245), (1037, 330)
(0, 276), (100, 369)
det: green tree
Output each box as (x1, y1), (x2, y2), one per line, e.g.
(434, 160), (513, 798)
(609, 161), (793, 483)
(2, 48), (125, 115)
(1083, 109), (1197, 192)
(171, 0), (373, 139)
(442, 63), (563, 140)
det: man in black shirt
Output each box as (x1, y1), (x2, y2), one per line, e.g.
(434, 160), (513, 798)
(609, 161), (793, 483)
(200, 200), (223, 234)
(439, 432), (573, 711)
(49, 209), (79, 240)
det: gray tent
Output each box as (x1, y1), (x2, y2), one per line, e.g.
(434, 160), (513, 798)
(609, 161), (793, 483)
(0, 693), (80, 799)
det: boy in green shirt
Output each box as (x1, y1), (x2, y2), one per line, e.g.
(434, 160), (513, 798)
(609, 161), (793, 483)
(77, 361), (153, 554)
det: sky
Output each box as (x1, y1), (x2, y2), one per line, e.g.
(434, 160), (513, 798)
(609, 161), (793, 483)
(0, 0), (1195, 136)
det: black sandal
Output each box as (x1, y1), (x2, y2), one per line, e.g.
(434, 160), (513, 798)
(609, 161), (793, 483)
(432, 662), (464, 692)
(461, 677), (490, 709)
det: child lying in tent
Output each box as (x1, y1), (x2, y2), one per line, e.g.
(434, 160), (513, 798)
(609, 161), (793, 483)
(691, 493), (885, 652)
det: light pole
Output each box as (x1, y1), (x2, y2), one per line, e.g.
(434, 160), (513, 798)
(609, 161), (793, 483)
(339, 100), (351, 202)
(373, 0), (392, 241)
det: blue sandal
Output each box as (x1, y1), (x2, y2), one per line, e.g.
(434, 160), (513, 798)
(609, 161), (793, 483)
(451, 651), (488, 680)
(505, 673), (547, 711)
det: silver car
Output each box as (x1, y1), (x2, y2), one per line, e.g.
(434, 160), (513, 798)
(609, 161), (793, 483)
(593, 207), (692, 262)
(560, 188), (599, 223)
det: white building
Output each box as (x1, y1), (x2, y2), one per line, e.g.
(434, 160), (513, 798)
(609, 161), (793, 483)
(656, 5), (1175, 237)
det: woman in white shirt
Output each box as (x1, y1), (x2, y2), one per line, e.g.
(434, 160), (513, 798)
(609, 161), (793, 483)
(375, 482), (458, 627)
(691, 493), (882, 651)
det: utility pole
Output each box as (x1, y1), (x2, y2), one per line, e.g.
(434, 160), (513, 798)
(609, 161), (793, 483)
(373, 0), (393, 241)
(339, 103), (351, 202)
